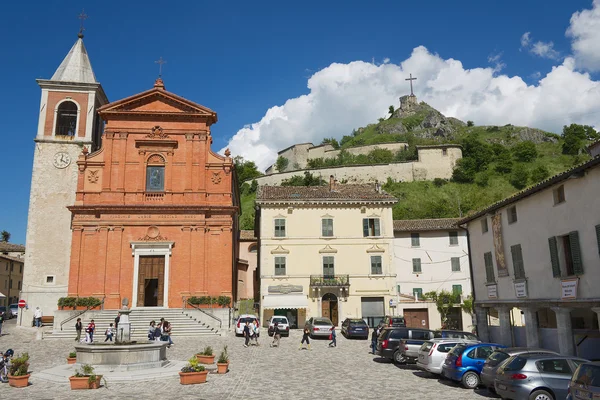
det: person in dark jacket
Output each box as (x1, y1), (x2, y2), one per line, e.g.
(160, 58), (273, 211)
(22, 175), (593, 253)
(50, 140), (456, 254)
(328, 326), (337, 347)
(270, 322), (281, 347)
(371, 326), (378, 354)
(299, 326), (311, 350)
(243, 322), (251, 348)
(75, 318), (83, 342)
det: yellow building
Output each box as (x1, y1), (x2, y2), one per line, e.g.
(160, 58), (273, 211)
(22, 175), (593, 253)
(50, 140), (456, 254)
(0, 243), (26, 307)
(256, 179), (397, 328)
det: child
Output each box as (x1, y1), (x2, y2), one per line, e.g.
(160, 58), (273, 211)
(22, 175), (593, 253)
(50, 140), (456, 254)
(328, 326), (337, 347)
(253, 320), (260, 346)
(299, 326), (311, 350)
(105, 323), (115, 342)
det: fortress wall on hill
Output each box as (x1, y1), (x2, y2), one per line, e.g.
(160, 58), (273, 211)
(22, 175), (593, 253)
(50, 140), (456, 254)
(314, 142), (409, 160)
(254, 147), (461, 186)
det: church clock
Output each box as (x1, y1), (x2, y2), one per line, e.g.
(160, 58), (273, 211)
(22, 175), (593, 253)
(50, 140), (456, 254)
(53, 152), (71, 169)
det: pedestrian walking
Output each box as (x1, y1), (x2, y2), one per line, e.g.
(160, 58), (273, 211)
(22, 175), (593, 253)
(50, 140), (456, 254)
(104, 323), (115, 342)
(270, 322), (281, 347)
(75, 318), (83, 342)
(253, 320), (260, 346)
(115, 312), (121, 332)
(299, 326), (311, 350)
(243, 321), (251, 347)
(34, 307), (43, 328)
(328, 326), (337, 347)
(85, 320), (96, 343)
(148, 321), (156, 341)
(371, 326), (378, 354)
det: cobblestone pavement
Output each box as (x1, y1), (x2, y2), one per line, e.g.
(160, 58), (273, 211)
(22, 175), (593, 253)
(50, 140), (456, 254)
(0, 319), (496, 399)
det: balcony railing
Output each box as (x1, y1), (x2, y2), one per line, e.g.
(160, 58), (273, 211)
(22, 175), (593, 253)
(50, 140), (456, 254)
(309, 274), (350, 288)
(145, 192), (165, 202)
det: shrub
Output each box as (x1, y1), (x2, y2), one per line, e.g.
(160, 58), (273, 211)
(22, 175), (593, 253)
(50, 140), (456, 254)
(217, 346), (229, 364)
(474, 172), (490, 187)
(181, 357), (205, 373)
(58, 297), (77, 308)
(217, 296), (231, 307)
(9, 353), (29, 376)
(200, 346), (213, 356)
(512, 141), (538, 162)
(467, 120), (474, 127)
(494, 157), (513, 174)
(433, 178), (447, 187)
(75, 297), (102, 308)
(509, 165), (529, 189)
(69, 351), (77, 358)
(531, 165), (550, 183)
(275, 156), (289, 172)
(451, 158), (477, 183)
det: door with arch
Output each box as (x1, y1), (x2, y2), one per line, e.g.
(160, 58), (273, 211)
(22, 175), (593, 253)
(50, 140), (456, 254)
(321, 293), (339, 325)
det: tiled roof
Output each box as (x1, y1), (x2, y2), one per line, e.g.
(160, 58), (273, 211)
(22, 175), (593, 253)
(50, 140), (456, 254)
(0, 254), (24, 263)
(459, 155), (600, 224)
(393, 218), (461, 232)
(256, 184), (397, 203)
(240, 230), (256, 241)
(0, 243), (25, 253)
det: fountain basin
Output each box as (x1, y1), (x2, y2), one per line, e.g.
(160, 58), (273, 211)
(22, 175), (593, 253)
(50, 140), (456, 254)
(74, 342), (168, 372)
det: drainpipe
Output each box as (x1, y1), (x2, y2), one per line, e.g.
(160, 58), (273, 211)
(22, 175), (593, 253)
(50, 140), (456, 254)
(460, 224), (478, 335)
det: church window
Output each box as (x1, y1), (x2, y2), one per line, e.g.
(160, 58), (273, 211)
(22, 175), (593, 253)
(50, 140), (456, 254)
(55, 101), (78, 136)
(248, 244), (257, 253)
(146, 154), (166, 192)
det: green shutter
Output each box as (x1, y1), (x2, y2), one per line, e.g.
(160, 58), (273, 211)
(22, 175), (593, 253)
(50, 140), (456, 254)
(363, 219), (369, 237)
(569, 231), (584, 275)
(484, 252), (495, 283)
(595, 225), (600, 255)
(452, 285), (462, 295)
(374, 219), (381, 236)
(511, 244), (525, 279)
(548, 237), (561, 278)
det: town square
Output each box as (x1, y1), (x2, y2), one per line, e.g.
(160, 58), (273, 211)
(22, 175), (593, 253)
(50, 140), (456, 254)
(1, 2), (600, 399)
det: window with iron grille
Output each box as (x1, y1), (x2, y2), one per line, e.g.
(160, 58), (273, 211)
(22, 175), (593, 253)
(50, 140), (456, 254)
(370, 255), (382, 275)
(274, 219), (286, 237)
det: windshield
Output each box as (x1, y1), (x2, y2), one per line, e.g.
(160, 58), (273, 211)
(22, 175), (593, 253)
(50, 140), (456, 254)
(349, 321), (367, 326)
(314, 319), (332, 326)
(9, 305), (18, 309)
(487, 351), (510, 367)
(272, 318), (287, 324)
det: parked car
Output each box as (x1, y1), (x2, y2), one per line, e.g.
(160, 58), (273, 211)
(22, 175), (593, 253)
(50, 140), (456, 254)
(235, 314), (259, 336)
(442, 342), (506, 389)
(267, 316), (290, 337)
(341, 318), (369, 339)
(377, 327), (435, 363)
(397, 328), (437, 364)
(495, 353), (588, 400)
(481, 347), (559, 392)
(434, 330), (479, 341)
(416, 339), (479, 375)
(567, 361), (600, 400)
(9, 304), (18, 318)
(305, 317), (334, 338)
(383, 315), (406, 327)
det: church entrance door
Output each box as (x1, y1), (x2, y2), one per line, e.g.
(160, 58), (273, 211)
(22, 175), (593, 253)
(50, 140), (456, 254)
(138, 256), (165, 307)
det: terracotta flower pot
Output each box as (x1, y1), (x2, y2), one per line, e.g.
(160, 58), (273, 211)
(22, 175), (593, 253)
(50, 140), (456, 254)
(216, 362), (229, 374)
(8, 374), (30, 388)
(179, 371), (208, 385)
(69, 375), (102, 390)
(67, 357), (77, 365)
(90, 375), (102, 389)
(196, 354), (215, 364)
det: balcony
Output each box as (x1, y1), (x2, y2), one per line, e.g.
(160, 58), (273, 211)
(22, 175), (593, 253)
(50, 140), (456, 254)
(309, 274), (350, 288)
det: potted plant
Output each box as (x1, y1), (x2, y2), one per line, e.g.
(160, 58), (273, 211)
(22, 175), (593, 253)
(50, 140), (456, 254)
(216, 346), (229, 374)
(8, 353), (30, 388)
(196, 346), (215, 364)
(179, 356), (208, 385)
(69, 364), (103, 390)
(67, 351), (77, 364)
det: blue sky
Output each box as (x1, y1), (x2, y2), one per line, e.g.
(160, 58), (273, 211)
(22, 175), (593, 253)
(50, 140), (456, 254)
(1, 0), (600, 244)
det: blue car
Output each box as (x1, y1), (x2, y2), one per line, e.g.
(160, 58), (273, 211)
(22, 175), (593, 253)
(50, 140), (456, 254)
(442, 342), (506, 389)
(341, 318), (369, 339)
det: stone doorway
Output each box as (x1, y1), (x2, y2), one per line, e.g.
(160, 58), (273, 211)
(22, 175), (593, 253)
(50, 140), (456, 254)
(322, 293), (339, 325)
(137, 256), (165, 307)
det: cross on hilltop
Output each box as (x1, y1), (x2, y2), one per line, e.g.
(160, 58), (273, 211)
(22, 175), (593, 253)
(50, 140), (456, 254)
(405, 73), (417, 96)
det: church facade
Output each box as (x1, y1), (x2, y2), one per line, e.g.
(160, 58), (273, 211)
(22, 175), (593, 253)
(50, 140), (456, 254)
(22, 34), (239, 319)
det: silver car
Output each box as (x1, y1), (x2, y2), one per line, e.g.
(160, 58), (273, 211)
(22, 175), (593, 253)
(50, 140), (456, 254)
(305, 317), (334, 338)
(417, 339), (479, 374)
(567, 362), (600, 400)
(495, 353), (588, 400)
(481, 347), (559, 392)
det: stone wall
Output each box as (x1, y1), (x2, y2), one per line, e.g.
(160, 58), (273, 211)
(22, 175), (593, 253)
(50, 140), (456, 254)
(254, 146), (462, 186)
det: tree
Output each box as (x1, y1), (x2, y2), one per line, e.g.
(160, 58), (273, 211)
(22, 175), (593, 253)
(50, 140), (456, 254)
(388, 105), (395, 118)
(423, 290), (461, 329)
(461, 135), (494, 170)
(494, 157), (513, 174)
(531, 165), (550, 183)
(451, 158), (477, 183)
(233, 156), (262, 185)
(512, 141), (538, 162)
(0, 231), (9, 242)
(509, 164), (529, 189)
(367, 148), (394, 164)
(275, 156), (289, 172)
(467, 120), (474, 127)
(281, 171), (326, 187)
(321, 138), (340, 149)
(562, 124), (589, 155)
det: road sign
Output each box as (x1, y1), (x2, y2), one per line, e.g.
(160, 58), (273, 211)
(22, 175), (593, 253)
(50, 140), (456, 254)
(18, 299), (26, 308)
(389, 299), (397, 307)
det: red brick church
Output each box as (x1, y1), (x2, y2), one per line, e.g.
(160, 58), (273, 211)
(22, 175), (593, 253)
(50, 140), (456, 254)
(67, 77), (239, 309)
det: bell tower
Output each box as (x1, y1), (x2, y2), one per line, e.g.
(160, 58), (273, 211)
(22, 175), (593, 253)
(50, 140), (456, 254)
(20, 31), (108, 324)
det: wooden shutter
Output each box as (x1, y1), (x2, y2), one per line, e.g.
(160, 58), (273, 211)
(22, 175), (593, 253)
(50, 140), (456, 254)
(374, 219), (381, 236)
(569, 231), (584, 275)
(484, 252), (495, 283)
(548, 237), (561, 277)
(511, 244), (525, 279)
(363, 219), (369, 237)
(595, 225), (600, 255)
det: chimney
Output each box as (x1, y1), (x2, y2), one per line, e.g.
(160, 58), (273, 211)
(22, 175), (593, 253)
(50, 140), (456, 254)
(329, 175), (335, 191)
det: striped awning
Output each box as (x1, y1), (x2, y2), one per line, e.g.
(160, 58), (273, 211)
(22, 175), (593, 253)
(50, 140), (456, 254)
(262, 294), (308, 310)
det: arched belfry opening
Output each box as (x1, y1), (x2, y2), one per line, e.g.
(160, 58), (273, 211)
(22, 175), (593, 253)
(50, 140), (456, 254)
(55, 101), (78, 136)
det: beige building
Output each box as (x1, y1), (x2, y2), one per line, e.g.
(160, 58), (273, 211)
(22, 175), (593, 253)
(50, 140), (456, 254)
(461, 153), (600, 357)
(0, 243), (26, 307)
(237, 230), (259, 301)
(256, 179), (398, 328)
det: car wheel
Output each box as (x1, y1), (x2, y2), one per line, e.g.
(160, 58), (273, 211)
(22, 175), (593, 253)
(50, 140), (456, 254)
(461, 371), (480, 389)
(393, 351), (405, 364)
(529, 389), (554, 400)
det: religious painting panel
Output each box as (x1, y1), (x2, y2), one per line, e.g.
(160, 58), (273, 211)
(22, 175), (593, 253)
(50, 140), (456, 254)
(491, 213), (508, 277)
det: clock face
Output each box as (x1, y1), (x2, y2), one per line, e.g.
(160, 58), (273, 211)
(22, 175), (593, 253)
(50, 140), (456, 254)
(53, 152), (71, 169)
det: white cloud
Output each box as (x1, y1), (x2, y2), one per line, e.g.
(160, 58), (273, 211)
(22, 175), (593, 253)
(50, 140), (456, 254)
(383, 57), (391, 64)
(520, 32), (531, 49)
(487, 52), (506, 72)
(567, 0), (600, 71)
(530, 71), (542, 80)
(531, 41), (561, 60)
(222, 46), (600, 171)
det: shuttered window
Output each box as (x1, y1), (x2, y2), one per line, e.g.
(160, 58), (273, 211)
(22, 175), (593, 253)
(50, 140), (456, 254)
(274, 257), (286, 276)
(449, 231), (459, 245)
(451, 257), (461, 272)
(370, 256), (383, 275)
(484, 252), (495, 283)
(569, 231), (584, 275)
(511, 244), (526, 279)
(413, 288), (423, 299)
(363, 218), (381, 237)
(321, 219), (334, 237)
(411, 233), (420, 247)
(323, 256), (335, 277)
(596, 225), (600, 255)
(274, 219), (286, 237)
(412, 258), (422, 273)
(548, 237), (561, 277)
(452, 285), (462, 295)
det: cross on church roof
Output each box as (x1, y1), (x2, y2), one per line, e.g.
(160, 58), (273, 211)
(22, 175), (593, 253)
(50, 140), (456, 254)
(405, 73), (417, 96)
(155, 57), (167, 78)
(78, 9), (88, 38)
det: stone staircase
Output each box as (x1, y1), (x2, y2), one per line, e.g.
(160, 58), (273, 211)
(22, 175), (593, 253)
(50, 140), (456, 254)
(44, 308), (222, 340)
